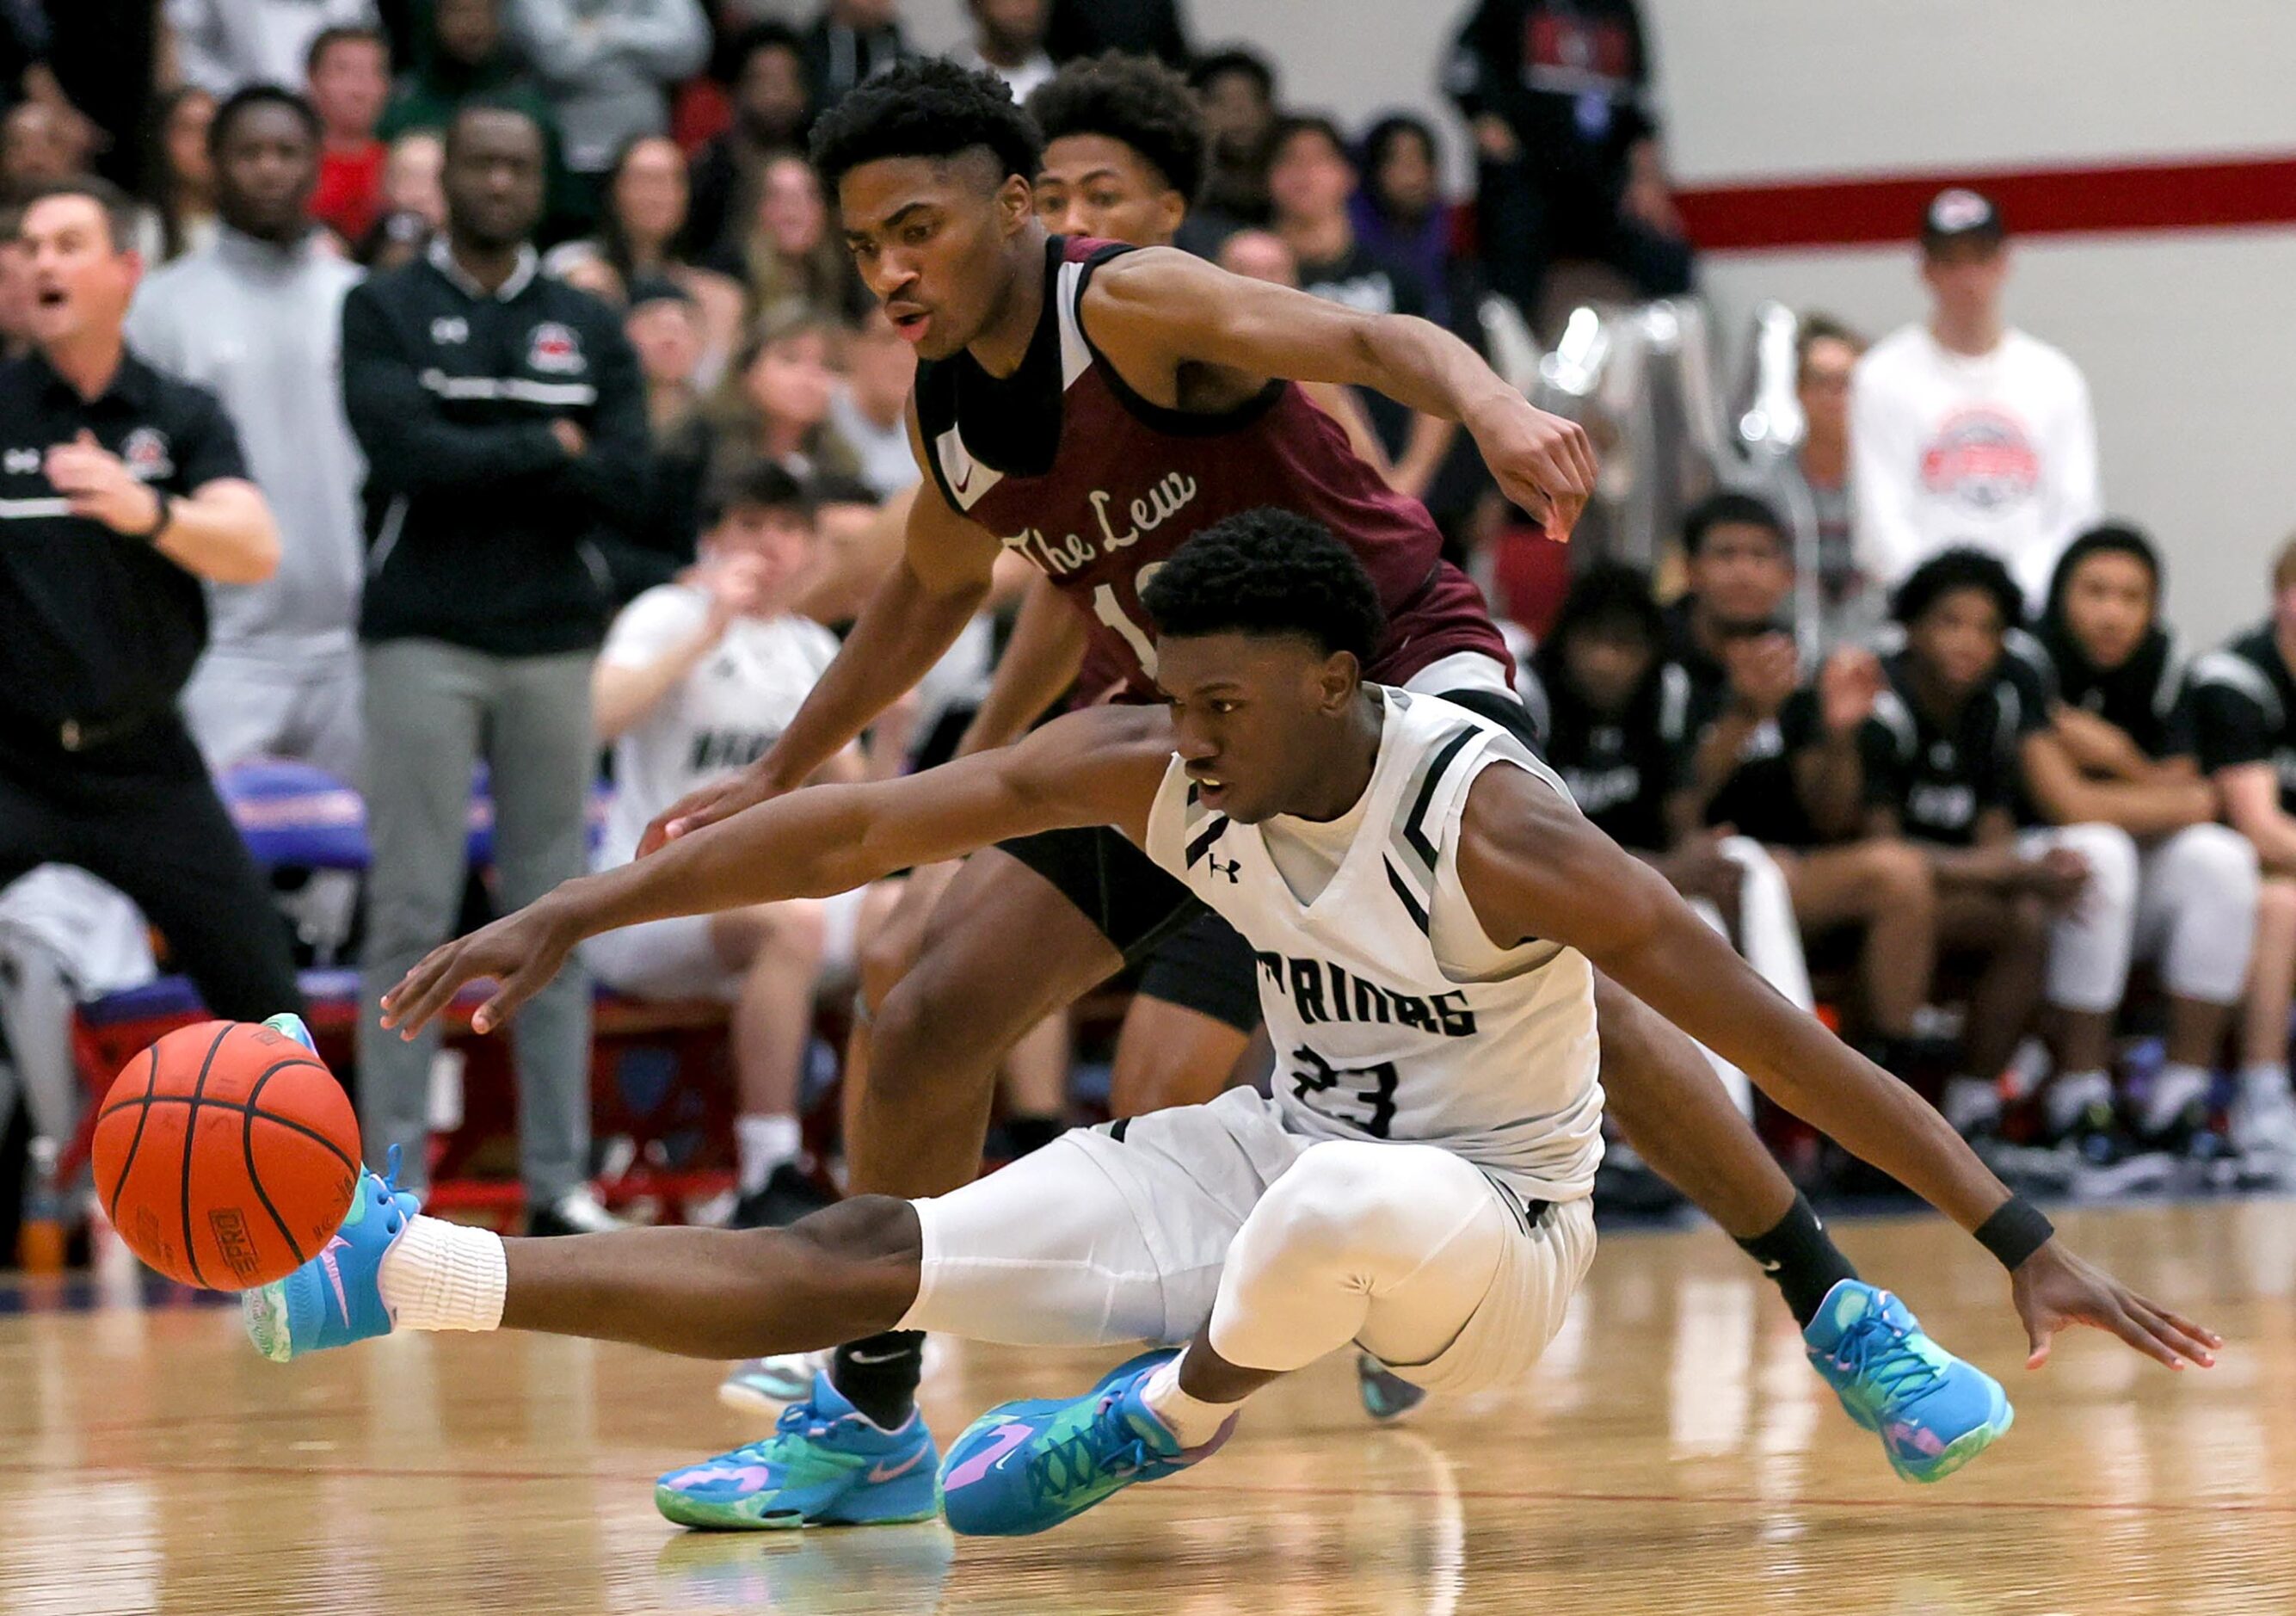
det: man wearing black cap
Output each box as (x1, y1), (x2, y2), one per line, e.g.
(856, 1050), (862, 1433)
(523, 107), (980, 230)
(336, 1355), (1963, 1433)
(0, 177), (300, 1024)
(1850, 188), (2101, 608)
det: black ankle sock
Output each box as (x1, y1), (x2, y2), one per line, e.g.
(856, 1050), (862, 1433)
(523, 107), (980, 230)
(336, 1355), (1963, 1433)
(831, 1330), (926, 1430)
(1003, 1113), (1067, 1157)
(1736, 1193), (1859, 1328)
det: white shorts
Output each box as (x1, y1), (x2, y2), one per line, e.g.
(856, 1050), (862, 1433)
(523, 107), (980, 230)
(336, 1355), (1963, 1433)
(581, 886), (871, 1003)
(905, 1087), (1594, 1397)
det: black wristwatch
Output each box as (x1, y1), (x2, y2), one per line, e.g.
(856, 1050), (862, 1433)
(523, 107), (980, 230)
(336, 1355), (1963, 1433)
(130, 491), (176, 544)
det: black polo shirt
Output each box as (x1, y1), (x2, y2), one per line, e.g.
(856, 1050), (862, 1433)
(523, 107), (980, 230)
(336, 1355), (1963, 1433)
(0, 348), (245, 743)
(2193, 625), (2296, 811)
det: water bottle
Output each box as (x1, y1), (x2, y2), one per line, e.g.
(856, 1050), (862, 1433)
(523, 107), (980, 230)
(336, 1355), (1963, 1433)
(17, 1135), (65, 1274)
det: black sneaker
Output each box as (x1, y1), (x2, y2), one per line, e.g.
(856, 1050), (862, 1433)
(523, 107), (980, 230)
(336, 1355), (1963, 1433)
(2053, 1101), (2174, 1198)
(730, 1163), (838, 1230)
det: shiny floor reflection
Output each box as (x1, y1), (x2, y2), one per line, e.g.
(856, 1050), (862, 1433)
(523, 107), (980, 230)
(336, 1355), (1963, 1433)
(3, 1199), (2292, 1614)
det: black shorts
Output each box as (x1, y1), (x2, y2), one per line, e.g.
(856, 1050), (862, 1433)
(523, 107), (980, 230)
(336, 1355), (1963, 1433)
(996, 682), (1543, 1037)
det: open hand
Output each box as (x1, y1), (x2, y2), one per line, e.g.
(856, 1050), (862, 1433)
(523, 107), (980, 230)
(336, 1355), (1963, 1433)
(1725, 632), (1799, 719)
(2012, 1238), (2220, 1371)
(380, 899), (582, 1039)
(1817, 645), (1884, 735)
(637, 763), (783, 858)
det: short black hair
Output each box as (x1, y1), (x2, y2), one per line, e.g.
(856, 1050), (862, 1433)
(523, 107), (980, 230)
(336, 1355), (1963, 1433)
(1359, 113), (1437, 177)
(807, 472), (880, 509)
(1891, 546), (2023, 632)
(1025, 52), (1205, 201)
(1141, 508), (1383, 664)
(705, 459), (812, 527)
(209, 84), (323, 160)
(1682, 490), (1787, 558)
(2046, 521), (2162, 622)
(306, 23), (388, 77)
(809, 59), (1042, 194)
(1271, 113), (1349, 164)
(445, 96), (544, 160)
(1188, 46), (1276, 103)
(22, 177), (141, 256)
(1536, 564), (1665, 680)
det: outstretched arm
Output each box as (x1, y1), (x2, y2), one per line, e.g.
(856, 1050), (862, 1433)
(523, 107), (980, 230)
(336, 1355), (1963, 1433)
(1081, 248), (1596, 537)
(1457, 762), (2219, 1370)
(383, 706), (1175, 1037)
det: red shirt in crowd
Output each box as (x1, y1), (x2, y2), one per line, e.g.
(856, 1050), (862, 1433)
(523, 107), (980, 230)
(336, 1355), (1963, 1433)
(312, 141), (387, 245)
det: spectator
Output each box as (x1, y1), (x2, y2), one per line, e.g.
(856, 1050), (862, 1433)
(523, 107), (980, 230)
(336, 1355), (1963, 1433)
(1862, 550), (2129, 1147)
(2, 98), (92, 203)
(1757, 313), (1871, 647)
(828, 305), (918, 500)
(1852, 189), (2101, 607)
(798, 0), (910, 114)
(542, 133), (742, 382)
(379, 0), (576, 223)
(1043, 0), (1190, 66)
(0, 179), (299, 1031)
(711, 150), (869, 326)
(1443, 0), (1693, 328)
(355, 129), (446, 268)
(2191, 537), (2296, 1169)
(0, 204), (31, 357)
(40, 0), (158, 194)
(505, 0), (710, 192)
(1269, 114), (1452, 501)
(1665, 493), (1936, 1068)
(584, 462), (848, 1227)
(962, 0), (1056, 105)
(142, 87), (222, 263)
(306, 25), (394, 247)
(2017, 524), (2259, 1156)
(625, 275), (711, 558)
(1182, 46), (1277, 246)
(704, 306), (858, 486)
(126, 85), (367, 783)
(343, 102), (651, 1233)
(685, 21), (810, 264)
(1351, 114), (1463, 325)
(169, 0), (381, 97)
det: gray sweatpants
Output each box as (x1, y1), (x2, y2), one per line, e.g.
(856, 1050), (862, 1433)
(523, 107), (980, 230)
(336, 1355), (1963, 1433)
(359, 638), (595, 1205)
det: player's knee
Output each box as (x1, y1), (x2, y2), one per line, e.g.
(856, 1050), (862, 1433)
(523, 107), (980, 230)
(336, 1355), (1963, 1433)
(781, 1193), (921, 1267)
(856, 914), (924, 1015)
(1863, 838), (1934, 912)
(2061, 823), (2140, 917)
(1259, 1143), (1470, 1275)
(870, 959), (1011, 1107)
(2163, 823), (2261, 910)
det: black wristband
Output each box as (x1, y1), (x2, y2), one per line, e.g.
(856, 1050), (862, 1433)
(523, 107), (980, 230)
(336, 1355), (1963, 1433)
(1974, 1195), (2054, 1270)
(130, 491), (175, 545)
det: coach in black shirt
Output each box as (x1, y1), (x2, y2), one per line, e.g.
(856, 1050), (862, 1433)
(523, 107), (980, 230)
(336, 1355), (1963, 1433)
(347, 102), (649, 1236)
(0, 179), (299, 1022)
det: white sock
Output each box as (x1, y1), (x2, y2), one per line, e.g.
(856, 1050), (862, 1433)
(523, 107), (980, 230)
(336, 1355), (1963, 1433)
(1941, 1076), (2001, 1133)
(379, 1215), (508, 1332)
(736, 1113), (803, 1195)
(2139, 1063), (2213, 1136)
(2045, 1070), (2114, 1135)
(1140, 1351), (1242, 1449)
(2239, 1064), (2290, 1106)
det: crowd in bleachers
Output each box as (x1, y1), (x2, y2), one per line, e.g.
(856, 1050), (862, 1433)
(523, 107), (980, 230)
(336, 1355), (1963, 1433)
(2, 0), (2293, 1261)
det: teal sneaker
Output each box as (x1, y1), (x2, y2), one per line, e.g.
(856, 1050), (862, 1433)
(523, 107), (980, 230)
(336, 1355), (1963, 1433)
(243, 1146), (419, 1363)
(656, 1370), (939, 1530)
(938, 1349), (1234, 1538)
(1356, 1350), (1428, 1423)
(1805, 1280), (2013, 1482)
(719, 1353), (819, 1417)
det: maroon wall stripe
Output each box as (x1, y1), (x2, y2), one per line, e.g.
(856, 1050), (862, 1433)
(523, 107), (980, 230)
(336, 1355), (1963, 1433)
(1676, 154), (2296, 251)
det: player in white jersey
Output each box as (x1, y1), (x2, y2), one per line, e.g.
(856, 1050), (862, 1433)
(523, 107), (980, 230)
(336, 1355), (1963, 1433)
(249, 512), (2217, 1543)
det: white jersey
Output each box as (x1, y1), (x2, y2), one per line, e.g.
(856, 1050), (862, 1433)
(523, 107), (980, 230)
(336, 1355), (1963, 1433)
(596, 587), (840, 870)
(1144, 688), (1605, 1203)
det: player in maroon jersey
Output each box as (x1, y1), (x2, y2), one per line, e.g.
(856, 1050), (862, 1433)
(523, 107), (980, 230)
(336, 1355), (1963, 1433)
(637, 59), (1994, 1487)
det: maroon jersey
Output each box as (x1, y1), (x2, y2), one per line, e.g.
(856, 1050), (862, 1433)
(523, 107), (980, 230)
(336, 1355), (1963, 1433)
(913, 237), (1509, 705)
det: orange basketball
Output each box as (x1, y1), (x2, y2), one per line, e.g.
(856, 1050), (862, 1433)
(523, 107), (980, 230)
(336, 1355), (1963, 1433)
(91, 1020), (362, 1291)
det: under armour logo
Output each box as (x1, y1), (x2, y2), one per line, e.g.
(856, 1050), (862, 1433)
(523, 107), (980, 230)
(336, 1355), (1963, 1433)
(3, 448), (39, 475)
(431, 317), (470, 344)
(1206, 854), (1240, 884)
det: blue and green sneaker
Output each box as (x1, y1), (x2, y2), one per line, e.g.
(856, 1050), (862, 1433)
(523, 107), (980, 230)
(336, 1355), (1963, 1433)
(243, 1145), (419, 1363)
(1805, 1280), (2013, 1483)
(656, 1371), (940, 1530)
(938, 1349), (1234, 1537)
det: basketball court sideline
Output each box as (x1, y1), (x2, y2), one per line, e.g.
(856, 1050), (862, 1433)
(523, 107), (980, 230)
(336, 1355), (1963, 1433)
(3, 1198), (2291, 1615)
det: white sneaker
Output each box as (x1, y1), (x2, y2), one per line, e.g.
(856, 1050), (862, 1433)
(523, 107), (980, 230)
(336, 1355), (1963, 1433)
(2230, 1082), (2296, 1163)
(720, 1352), (820, 1416)
(530, 1187), (628, 1236)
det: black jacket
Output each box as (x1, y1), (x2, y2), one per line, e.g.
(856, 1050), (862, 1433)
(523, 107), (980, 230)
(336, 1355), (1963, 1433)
(343, 242), (670, 656)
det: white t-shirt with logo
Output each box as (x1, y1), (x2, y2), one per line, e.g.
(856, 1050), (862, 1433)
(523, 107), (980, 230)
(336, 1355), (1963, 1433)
(594, 586), (840, 871)
(1850, 324), (2101, 606)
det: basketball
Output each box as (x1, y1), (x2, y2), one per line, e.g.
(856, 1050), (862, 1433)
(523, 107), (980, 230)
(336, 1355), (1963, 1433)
(90, 1020), (362, 1292)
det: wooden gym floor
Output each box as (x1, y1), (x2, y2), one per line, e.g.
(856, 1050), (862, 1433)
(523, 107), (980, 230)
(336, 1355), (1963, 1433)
(2, 1198), (2292, 1616)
